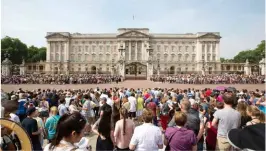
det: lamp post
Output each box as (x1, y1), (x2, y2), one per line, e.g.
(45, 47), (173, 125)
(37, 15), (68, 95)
(157, 58), (160, 76)
(111, 58), (115, 75)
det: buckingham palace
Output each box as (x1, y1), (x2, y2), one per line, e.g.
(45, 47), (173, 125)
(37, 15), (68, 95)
(45, 28), (222, 79)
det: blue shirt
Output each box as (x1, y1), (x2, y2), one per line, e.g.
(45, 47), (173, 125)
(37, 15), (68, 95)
(17, 99), (27, 115)
(45, 115), (60, 140)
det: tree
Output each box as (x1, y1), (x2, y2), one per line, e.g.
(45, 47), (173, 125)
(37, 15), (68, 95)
(1, 36), (28, 64)
(233, 40), (265, 63)
(1, 36), (46, 64)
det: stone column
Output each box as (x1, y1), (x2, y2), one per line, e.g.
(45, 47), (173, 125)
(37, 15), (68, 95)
(65, 42), (68, 62)
(216, 42), (220, 61)
(58, 42), (61, 61)
(135, 41), (138, 61)
(47, 42), (51, 62)
(141, 41), (145, 60)
(128, 41), (131, 60)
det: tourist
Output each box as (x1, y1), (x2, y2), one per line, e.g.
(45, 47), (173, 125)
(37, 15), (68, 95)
(164, 111), (197, 151)
(39, 96), (49, 123)
(17, 93), (28, 122)
(81, 94), (93, 124)
(236, 102), (252, 128)
(136, 93), (144, 117)
(68, 99), (79, 114)
(22, 107), (42, 151)
(128, 93), (137, 119)
(205, 108), (217, 151)
(44, 112), (87, 151)
(45, 106), (60, 143)
(212, 94), (241, 150)
(160, 97), (170, 132)
(246, 105), (265, 126)
(34, 108), (45, 147)
(92, 104), (113, 151)
(129, 109), (163, 151)
(58, 97), (68, 116)
(114, 107), (135, 151)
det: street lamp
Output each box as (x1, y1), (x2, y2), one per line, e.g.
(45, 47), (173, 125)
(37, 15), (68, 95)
(157, 58), (160, 76)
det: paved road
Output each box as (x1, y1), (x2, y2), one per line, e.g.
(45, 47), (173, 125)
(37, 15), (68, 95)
(2, 80), (264, 92)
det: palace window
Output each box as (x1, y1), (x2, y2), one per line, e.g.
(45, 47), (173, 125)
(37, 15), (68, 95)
(164, 46), (168, 53)
(192, 46), (195, 52)
(55, 44), (58, 52)
(99, 54), (103, 61)
(106, 54), (110, 61)
(212, 55), (216, 61)
(61, 44), (64, 52)
(55, 53), (59, 61)
(50, 55), (54, 61)
(92, 54), (96, 61)
(178, 54), (182, 61)
(157, 54), (161, 60)
(172, 46), (175, 52)
(202, 55), (205, 60)
(157, 45), (161, 52)
(185, 46), (188, 52)
(179, 46), (182, 52)
(212, 43), (216, 52)
(202, 45), (205, 52)
(192, 55), (195, 61)
(207, 44), (210, 53)
(85, 46), (88, 52)
(61, 53), (64, 61)
(79, 46), (82, 52)
(164, 54), (168, 61)
(78, 54), (81, 61)
(207, 55), (210, 61)
(171, 54), (175, 61)
(85, 54), (89, 61)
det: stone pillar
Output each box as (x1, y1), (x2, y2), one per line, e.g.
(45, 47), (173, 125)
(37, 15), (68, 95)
(244, 64), (250, 75)
(216, 42), (220, 61)
(47, 42), (51, 62)
(135, 41), (138, 61)
(147, 62), (153, 80)
(259, 58), (265, 75)
(129, 41), (131, 61)
(141, 41), (145, 60)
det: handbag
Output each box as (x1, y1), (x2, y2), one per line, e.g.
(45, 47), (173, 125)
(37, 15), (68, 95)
(165, 128), (179, 151)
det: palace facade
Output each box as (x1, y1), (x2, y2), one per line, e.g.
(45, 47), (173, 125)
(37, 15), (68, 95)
(45, 28), (222, 79)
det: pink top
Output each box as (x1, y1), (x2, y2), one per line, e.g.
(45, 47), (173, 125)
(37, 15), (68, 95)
(217, 95), (223, 102)
(114, 119), (135, 149)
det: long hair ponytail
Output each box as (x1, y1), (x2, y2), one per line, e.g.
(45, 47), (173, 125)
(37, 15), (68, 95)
(120, 107), (128, 135)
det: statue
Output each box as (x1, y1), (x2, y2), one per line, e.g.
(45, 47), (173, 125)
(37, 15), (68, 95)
(245, 59), (249, 65)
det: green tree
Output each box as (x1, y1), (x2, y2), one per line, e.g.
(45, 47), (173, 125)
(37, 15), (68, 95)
(1, 36), (28, 64)
(1, 36), (46, 64)
(233, 40), (265, 63)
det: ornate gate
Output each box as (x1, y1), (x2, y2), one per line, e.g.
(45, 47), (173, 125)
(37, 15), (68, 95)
(125, 62), (147, 80)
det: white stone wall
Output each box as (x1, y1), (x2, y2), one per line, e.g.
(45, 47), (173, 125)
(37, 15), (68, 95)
(45, 29), (221, 75)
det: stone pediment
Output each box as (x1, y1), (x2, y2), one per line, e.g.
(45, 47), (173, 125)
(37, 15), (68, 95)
(46, 33), (69, 39)
(117, 30), (149, 38)
(198, 33), (221, 39)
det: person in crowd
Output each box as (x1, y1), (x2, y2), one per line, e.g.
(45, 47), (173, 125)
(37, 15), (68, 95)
(160, 97), (170, 132)
(136, 93), (144, 118)
(212, 94), (241, 150)
(69, 98), (79, 114)
(246, 105), (265, 126)
(147, 96), (158, 126)
(92, 104), (113, 151)
(128, 93), (137, 120)
(45, 106), (60, 143)
(256, 95), (266, 114)
(44, 112), (87, 151)
(81, 94), (93, 125)
(58, 97), (68, 116)
(92, 92), (100, 118)
(111, 103), (120, 131)
(129, 109), (163, 151)
(205, 108), (217, 151)
(236, 102), (252, 128)
(122, 97), (130, 112)
(114, 107), (135, 151)
(22, 107), (43, 151)
(164, 111), (197, 151)
(39, 96), (49, 123)
(34, 108), (45, 147)
(17, 93), (28, 122)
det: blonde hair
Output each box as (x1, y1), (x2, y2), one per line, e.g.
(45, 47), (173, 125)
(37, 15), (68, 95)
(246, 106), (265, 123)
(50, 106), (58, 115)
(142, 109), (153, 123)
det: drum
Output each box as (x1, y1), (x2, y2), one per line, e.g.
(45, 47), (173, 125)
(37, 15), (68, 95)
(0, 118), (32, 151)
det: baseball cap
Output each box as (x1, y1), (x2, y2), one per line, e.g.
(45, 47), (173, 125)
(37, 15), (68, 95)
(227, 123), (265, 150)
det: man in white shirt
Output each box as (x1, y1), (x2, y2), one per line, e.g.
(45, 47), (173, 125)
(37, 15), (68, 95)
(128, 93), (137, 119)
(64, 92), (72, 108)
(130, 109), (163, 151)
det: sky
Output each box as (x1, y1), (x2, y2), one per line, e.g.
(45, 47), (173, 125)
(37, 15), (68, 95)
(1, 0), (265, 58)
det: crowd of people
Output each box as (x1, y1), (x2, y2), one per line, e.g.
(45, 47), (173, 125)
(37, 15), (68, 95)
(1, 74), (123, 84)
(1, 86), (265, 150)
(151, 74), (265, 84)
